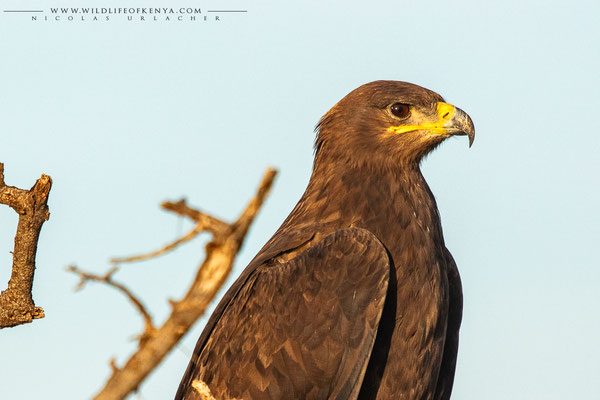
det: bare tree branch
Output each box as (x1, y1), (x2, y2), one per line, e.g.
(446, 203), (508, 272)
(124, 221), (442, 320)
(161, 199), (230, 237)
(0, 163), (52, 329)
(66, 265), (155, 337)
(83, 168), (277, 400)
(109, 222), (207, 265)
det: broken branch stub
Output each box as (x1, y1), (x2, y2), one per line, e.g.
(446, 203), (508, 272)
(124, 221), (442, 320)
(0, 163), (52, 329)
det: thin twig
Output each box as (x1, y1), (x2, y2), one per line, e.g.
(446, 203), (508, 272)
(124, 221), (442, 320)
(109, 222), (206, 264)
(66, 265), (155, 335)
(0, 162), (52, 329)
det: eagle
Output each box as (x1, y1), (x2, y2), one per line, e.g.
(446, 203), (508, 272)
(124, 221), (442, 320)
(176, 80), (475, 400)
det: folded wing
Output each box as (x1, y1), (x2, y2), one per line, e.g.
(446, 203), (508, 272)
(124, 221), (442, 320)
(176, 227), (391, 400)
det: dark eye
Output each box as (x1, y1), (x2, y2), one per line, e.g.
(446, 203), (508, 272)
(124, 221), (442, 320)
(390, 103), (411, 119)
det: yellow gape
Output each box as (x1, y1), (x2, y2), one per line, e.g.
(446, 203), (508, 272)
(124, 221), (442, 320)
(388, 102), (456, 135)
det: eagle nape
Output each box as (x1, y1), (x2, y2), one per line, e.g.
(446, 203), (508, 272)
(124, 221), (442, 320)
(176, 80), (475, 400)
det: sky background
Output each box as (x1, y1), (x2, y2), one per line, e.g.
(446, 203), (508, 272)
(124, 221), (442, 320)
(1, 0), (599, 399)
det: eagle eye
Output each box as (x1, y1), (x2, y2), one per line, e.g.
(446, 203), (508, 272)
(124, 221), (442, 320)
(390, 103), (411, 119)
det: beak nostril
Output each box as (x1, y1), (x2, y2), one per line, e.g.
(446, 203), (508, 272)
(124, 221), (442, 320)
(442, 112), (450, 119)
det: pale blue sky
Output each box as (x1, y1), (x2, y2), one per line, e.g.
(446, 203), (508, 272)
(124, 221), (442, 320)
(1, 0), (599, 399)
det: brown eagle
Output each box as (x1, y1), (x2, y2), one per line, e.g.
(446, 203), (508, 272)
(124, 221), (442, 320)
(176, 81), (475, 400)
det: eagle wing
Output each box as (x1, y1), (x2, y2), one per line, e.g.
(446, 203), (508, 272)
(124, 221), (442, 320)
(176, 227), (390, 400)
(433, 249), (463, 400)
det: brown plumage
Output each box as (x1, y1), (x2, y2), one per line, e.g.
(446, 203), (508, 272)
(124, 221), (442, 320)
(176, 80), (475, 400)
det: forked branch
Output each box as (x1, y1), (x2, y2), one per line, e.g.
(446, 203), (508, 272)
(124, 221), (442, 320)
(73, 168), (277, 400)
(66, 265), (155, 338)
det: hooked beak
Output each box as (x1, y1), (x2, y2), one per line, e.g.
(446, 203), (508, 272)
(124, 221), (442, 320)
(443, 104), (475, 147)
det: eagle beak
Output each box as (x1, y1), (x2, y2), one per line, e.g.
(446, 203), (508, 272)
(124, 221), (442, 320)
(442, 104), (475, 147)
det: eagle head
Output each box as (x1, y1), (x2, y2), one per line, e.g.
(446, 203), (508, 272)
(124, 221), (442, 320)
(315, 80), (475, 166)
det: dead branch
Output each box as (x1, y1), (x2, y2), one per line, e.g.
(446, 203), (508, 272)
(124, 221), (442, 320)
(0, 163), (52, 329)
(66, 265), (155, 337)
(84, 168), (277, 400)
(109, 222), (207, 265)
(161, 199), (230, 237)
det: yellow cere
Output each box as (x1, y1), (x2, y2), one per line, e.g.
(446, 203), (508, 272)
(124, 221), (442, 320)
(388, 102), (456, 135)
